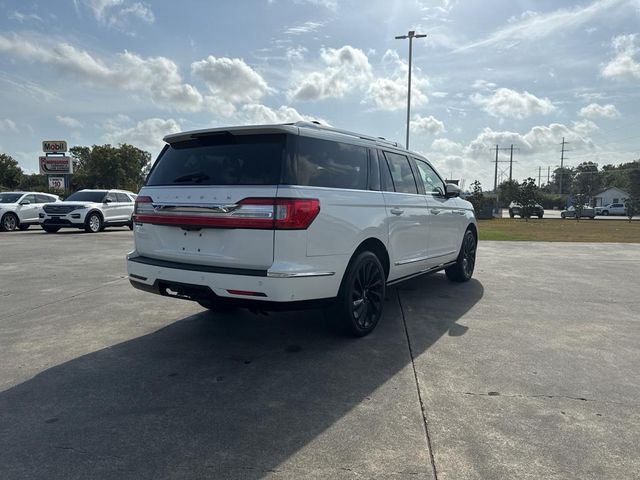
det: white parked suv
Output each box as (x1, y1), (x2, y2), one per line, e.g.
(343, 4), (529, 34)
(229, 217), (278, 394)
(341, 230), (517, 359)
(127, 122), (478, 336)
(0, 191), (60, 231)
(40, 189), (137, 233)
(595, 203), (627, 216)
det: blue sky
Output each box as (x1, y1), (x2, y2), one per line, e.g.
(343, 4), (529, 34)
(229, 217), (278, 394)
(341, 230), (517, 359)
(1, 0), (639, 189)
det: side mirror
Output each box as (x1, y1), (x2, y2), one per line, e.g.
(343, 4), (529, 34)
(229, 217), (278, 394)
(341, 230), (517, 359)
(104, 197), (114, 204)
(19, 200), (31, 205)
(444, 183), (461, 198)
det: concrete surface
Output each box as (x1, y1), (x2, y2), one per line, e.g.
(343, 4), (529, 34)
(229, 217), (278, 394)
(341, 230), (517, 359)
(0, 229), (638, 479)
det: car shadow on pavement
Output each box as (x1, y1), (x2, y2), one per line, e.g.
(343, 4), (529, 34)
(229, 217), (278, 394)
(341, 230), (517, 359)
(0, 274), (483, 479)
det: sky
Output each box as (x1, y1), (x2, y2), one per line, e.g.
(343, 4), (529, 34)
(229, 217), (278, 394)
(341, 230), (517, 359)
(0, 0), (639, 190)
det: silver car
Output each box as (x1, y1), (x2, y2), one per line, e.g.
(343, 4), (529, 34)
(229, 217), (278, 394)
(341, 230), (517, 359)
(561, 205), (595, 219)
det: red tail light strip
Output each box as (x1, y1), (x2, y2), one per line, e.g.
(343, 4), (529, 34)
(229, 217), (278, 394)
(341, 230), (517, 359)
(134, 197), (320, 230)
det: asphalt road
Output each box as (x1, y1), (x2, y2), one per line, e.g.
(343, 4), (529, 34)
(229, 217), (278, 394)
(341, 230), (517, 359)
(1, 229), (639, 479)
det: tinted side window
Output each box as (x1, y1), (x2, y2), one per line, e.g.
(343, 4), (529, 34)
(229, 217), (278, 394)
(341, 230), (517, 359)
(23, 194), (37, 203)
(37, 194), (54, 203)
(294, 136), (368, 190)
(115, 193), (131, 203)
(378, 149), (395, 192)
(383, 152), (418, 194)
(368, 149), (381, 191)
(414, 159), (445, 195)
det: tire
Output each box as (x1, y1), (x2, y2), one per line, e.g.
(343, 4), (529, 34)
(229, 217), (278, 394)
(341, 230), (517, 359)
(538, 215), (543, 219)
(332, 251), (386, 337)
(446, 229), (477, 283)
(18, 224), (30, 231)
(85, 212), (103, 233)
(561, 213), (566, 219)
(128, 217), (134, 230)
(1, 213), (19, 232)
(509, 213), (514, 218)
(602, 210), (609, 216)
(42, 226), (60, 233)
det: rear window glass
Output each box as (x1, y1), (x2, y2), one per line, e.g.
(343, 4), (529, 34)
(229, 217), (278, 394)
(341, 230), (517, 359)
(115, 193), (131, 203)
(146, 133), (285, 186)
(291, 136), (368, 190)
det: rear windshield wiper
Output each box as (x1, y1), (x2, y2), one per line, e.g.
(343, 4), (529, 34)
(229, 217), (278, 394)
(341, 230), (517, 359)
(173, 172), (210, 183)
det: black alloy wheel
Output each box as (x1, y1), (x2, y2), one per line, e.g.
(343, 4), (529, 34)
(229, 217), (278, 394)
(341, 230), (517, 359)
(446, 229), (477, 282)
(335, 251), (386, 337)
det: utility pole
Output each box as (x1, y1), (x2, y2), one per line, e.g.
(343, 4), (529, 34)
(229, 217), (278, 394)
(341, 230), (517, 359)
(395, 30), (427, 150)
(491, 145), (513, 191)
(508, 144), (520, 182)
(547, 166), (550, 185)
(538, 166), (542, 187)
(559, 137), (569, 195)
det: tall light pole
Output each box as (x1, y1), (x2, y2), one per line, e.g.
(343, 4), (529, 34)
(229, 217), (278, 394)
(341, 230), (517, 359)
(395, 30), (427, 150)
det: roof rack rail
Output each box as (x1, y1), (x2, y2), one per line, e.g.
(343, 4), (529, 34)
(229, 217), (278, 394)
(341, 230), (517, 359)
(294, 121), (400, 148)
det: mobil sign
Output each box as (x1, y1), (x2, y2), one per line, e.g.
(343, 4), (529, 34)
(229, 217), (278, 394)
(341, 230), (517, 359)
(39, 156), (73, 174)
(42, 140), (68, 153)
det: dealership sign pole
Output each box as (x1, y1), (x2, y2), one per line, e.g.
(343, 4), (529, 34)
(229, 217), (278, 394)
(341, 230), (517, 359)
(40, 140), (72, 191)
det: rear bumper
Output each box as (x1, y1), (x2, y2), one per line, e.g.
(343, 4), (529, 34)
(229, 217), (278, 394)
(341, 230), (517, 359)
(127, 253), (343, 304)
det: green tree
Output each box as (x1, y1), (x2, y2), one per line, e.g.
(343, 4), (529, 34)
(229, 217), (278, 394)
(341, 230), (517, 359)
(572, 193), (587, 222)
(549, 166), (574, 195)
(0, 153), (24, 190)
(498, 179), (519, 207)
(70, 144), (151, 192)
(468, 180), (485, 213)
(514, 177), (540, 222)
(573, 161), (601, 202)
(625, 169), (640, 223)
(601, 160), (640, 192)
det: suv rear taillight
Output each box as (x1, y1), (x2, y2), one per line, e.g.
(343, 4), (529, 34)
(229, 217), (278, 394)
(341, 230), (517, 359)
(133, 197), (320, 230)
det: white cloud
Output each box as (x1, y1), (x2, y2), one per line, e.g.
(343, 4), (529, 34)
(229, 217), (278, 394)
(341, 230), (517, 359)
(410, 114), (445, 135)
(430, 138), (464, 155)
(290, 45), (372, 101)
(0, 34), (202, 111)
(365, 49), (429, 111)
(192, 56), (272, 105)
(431, 91), (448, 98)
(293, 0), (337, 10)
(456, 0), (633, 52)
(0, 118), (18, 132)
(240, 104), (324, 124)
(8, 11), (43, 22)
(286, 46), (308, 62)
(103, 117), (181, 154)
(471, 88), (556, 119)
(602, 34), (640, 80)
(466, 122), (594, 159)
(56, 116), (84, 129)
(578, 103), (620, 119)
(76, 0), (155, 26)
(472, 79), (497, 90)
(284, 21), (324, 35)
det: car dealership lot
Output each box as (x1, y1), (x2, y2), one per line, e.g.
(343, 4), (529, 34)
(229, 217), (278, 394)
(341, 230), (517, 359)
(1, 231), (638, 479)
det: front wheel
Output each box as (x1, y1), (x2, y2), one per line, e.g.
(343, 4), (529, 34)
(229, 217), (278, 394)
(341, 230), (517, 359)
(446, 229), (477, 283)
(85, 212), (103, 233)
(602, 210), (609, 216)
(1, 213), (19, 231)
(333, 251), (386, 337)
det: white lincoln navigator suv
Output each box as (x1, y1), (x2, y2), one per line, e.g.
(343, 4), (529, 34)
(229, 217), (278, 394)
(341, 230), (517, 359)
(128, 122), (478, 336)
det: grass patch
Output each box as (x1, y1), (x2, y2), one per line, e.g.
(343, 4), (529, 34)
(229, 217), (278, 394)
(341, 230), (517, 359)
(478, 218), (640, 243)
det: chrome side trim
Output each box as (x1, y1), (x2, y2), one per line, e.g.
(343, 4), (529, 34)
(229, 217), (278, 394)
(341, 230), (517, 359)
(267, 271), (335, 278)
(394, 255), (429, 266)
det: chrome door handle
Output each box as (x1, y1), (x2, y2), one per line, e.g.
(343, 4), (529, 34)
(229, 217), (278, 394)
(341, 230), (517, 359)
(430, 209), (441, 215)
(390, 208), (404, 215)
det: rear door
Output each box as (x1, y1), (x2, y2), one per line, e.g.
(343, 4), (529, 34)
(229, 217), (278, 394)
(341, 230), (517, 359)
(116, 192), (133, 220)
(134, 132), (287, 270)
(379, 150), (430, 280)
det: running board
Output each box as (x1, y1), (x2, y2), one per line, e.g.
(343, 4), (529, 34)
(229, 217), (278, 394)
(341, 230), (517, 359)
(386, 261), (457, 286)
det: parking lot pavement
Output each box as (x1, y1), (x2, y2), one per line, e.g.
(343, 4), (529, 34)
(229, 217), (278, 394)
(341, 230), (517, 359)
(1, 231), (638, 479)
